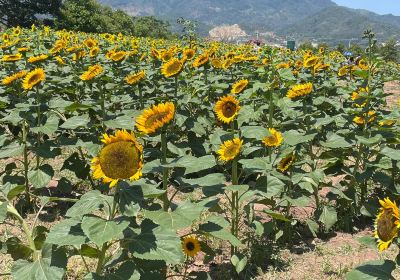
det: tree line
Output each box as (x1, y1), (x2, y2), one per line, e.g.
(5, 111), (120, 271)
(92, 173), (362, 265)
(0, 0), (172, 38)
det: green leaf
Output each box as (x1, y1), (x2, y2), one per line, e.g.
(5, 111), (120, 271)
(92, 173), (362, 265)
(239, 157), (273, 173)
(81, 215), (129, 247)
(0, 201), (7, 223)
(305, 219), (319, 238)
(80, 244), (101, 258)
(61, 152), (90, 180)
(28, 165), (54, 189)
(31, 114), (59, 135)
(345, 260), (395, 280)
(355, 135), (382, 146)
(264, 209), (291, 222)
(163, 155), (216, 174)
(357, 236), (377, 249)
(181, 173), (226, 187)
(283, 130), (317, 146)
(143, 201), (204, 230)
(231, 255), (248, 274)
(241, 126), (269, 140)
(318, 206), (337, 230)
(104, 115), (135, 130)
(0, 143), (24, 159)
(199, 216), (242, 247)
(380, 147), (400, 161)
(255, 175), (285, 198)
(6, 237), (33, 260)
(66, 191), (112, 217)
(6, 185), (26, 200)
(11, 258), (65, 280)
(321, 134), (352, 148)
(46, 217), (88, 247)
(60, 114), (90, 129)
(129, 220), (184, 264)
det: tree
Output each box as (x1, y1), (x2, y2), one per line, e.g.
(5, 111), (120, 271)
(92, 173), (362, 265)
(132, 16), (172, 38)
(0, 0), (62, 27)
(336, 43), (345, 53)
(298, 41), (315, 51)
(380, 38), (399, 62)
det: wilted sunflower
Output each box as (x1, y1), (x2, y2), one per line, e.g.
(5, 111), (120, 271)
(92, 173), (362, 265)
(215, 95), (241, 124)
(125, 70), (145, 85)
(22, 68), (45, 90)
(304, 56), (319, 68)
(2, 70), (27, 86)
(277, 153), (295, 172)
(28, 54), (49, 63)
(161, 58), (183, 78)
(80, 64), (103, 81)
(217, 138), (243, 162)
(338, 66), (349, 77)
(193, 53), (209, 68)
(231, 79), (249, 94)
(136, 102), (175, 134)
(286, 82), (313, 99)
(182, 236), (201, 257)
(262, 128), (283, 147)
(91, 130), (143, 188)
(2, 53), (22, 62)
(374, 198), (400, 251)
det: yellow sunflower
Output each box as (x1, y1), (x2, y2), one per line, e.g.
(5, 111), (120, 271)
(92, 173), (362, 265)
(2, 70), (27, 86)
(353, 110), (376, 125)
(55, 56), (66, 65)
(84, 38), (98, 49)
(183, 48), (196, 60)
(22, 68), (45, 90)
(91, 130), (143, 188)
(90, 47), (100, 57)
(304, 56), (319, 68)
(374, 198), (400, 251)
(278, 153), (295, 172)
(214, 95), (241, 124)
(125, 70), (145, 85)
(80, 64), (103, 81)
(110, 51), (127, 62)
(135, 102), (175, 134)
(28, 54), (48, 63)
(231, 79), (249, 94)
(378, 119), (395, 127)
(193, 53), (209, 68)
(161, 58), (183, 78)
(211, 58), (223, 69)
(338, 66), (349, 77)
(262, 128), (283, 147)
(182, 236), (201, 257)
(217, 138), (243, 162)
(2, 53), (23, 62)
(275, 62), (290, 69)
(286, 82), (313, 99)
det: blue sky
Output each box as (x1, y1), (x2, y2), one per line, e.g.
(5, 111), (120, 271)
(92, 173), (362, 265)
(333, 0), (400, 15)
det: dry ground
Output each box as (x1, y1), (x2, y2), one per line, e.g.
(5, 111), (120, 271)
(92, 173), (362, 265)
(0, 81), (400, 279)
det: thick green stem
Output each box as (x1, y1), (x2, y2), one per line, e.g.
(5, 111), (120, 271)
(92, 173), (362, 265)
(138, 84), (144, 109)
(161, 130), (169, 211)
(22, 121), (30, 204)
(35, 88), (41, 169)
(174, 75), (178, 101)
(230, 158), (239, 257)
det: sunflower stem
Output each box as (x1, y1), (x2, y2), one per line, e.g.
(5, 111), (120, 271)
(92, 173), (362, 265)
(22, 120), (31, 208)
(174, 75), (178, 101)
(161, 129), (169, 211)
(230, 157), (239, 257)
(35, 87), (41, 169)
(138, 84), (144, 109)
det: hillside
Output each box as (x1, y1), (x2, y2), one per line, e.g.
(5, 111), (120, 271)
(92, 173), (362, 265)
(99, 0), (400, 42)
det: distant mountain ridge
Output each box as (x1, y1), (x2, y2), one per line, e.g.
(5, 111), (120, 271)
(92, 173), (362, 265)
(99, 0), (400, 43)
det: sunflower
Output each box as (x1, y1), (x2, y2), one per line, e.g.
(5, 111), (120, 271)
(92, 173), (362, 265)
(110, 51), (126, 62)
(262, 128), (283, 147)
(304, 56), (319, 68)
(182, 236), (201, 257)
(193, 53), (209, 68)
(275, 62), (290, 69)
(183, 48), (196, 60)
(231, 79), (249, 94)
(91, 130), (143, 188)
(2, 70), (27, 86)
(295, 60), (303, 69)
(135, 102), (175, 134)
(211, 58), (223, 69)
(378, 119), (395, 127)
(314, 63), (330, 72)
(353, 110), (376, 125)
(80, 64), (103, 81)
(22, 68), (45, 90)
(55, 56), (66, 65)
(84, 38), (98, 49)
(125, 70), (145, 85)
(215, 95), (241, 124)
(2, 53), (22, 62)
(161, 58), (183, 78)
(217, 138), (243, 162)
(18, 47), (29, 53)
(161, 50), (173, 62)
(28, 54), (48, 63)
(338, 66), (349, 77)
(286, 83), (313, 99)
(278, 153), (295, 172)
(374, 198), (400, 251)
(90, 47), (100, 57)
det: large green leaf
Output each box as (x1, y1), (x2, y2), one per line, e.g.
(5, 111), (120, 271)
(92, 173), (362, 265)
(199, 216), (242, 247)
(318, 205), (337, 230)
(163, 155), (216, 175)
(346, 260), (395, 280)
(129, 220), (184, 264)
(255, 175), (285, 198)
(11, 259), (65, 280)
(143, 201), (204, 230)
(0, 143), (24, 159)
(28, 165), (54, 189)
(81, 215), (130, 247)
(46, 217), (88, 247)
(60, 114), (90, 129)
(66, 191), (112, 217)
(283, 130), (317, 146)
(31, 114), (59, 135)
(380, 147), (400, 161)
(321, 134), (352, 148)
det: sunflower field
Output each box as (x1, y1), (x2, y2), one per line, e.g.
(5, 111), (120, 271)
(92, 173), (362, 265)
(0, 26), (399, 279)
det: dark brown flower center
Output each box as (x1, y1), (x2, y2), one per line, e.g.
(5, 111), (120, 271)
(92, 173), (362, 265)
(222, 101), (236, 118)
(186, 241), (195, 251)
(377, 209), (398, 242)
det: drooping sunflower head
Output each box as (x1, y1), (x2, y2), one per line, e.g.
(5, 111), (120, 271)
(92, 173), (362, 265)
(136, 102), (175, 135)
(2, 53), (23, 62)
(28, 54), (49, 63)
(278, 153), (295, 172)
(214, 95), (241, 124)
(161, 58), (183, 78)
(217, 138), (243, 162)
(182, 236), (201, 257)
(91, 130), (143, 188)
(2, 70), (27, 86)
(231, 79), (249, 94)
(374, 198), (400, 251)
(125, 70), (145, 85)
(80, 64), (103, 81)
(262, 128), (283, 147)
(286, 82), (313, 99)
(22, 68), (45, 90)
